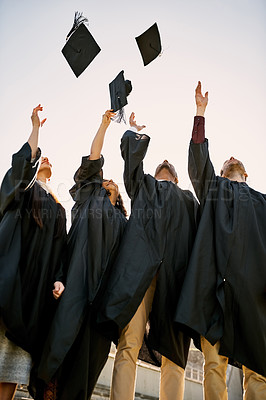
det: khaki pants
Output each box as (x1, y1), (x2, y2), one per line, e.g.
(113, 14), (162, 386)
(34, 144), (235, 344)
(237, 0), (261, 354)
(201, 336), (266, 400)
(111, 277), (184, 400)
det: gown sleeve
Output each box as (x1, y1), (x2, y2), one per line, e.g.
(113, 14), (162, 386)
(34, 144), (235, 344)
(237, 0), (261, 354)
(0, 142), (41, 218)
(69, 155), (104, 200)
(120, 130), (150, 200)
(53, 204), (68, 284)
(189, 117), (216, 204)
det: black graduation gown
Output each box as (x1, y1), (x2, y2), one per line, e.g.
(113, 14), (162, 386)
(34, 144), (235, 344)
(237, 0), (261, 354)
(38, 155), (127, 400)
(0, 142), (67, 361)
(98, 130), (198, 368)
(174, 139), (266, 377)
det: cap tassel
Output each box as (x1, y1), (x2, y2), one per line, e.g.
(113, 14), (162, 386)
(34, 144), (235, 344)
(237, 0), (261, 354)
(113, 80), (132, 123)
(117, 108), (126, 124)
(111, 97), (126, 124)
(112, 109), (126, 124)
(66, 11), (89, 40)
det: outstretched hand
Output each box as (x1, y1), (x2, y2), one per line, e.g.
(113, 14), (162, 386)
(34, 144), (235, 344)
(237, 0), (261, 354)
(129, 112), (146, 132)
(195, 81), (208, 111)
(102, 109), (116, 127)
(31, 104), (46, 128)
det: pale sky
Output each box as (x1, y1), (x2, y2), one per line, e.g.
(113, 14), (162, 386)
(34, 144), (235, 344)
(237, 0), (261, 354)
(1, 0), (265, 226)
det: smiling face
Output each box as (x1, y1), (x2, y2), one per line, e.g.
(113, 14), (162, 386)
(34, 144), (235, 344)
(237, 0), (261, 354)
(102, 179), (119, 200)
(37, 156), (52, 179)
(154, 160), (178, 184)
(220, 156), (247, 181)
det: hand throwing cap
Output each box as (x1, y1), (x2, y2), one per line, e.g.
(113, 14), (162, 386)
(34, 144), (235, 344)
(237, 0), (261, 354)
(135, 23), (162, 66)
(109, 71), (132, 123)
(62, 12), (101, 77)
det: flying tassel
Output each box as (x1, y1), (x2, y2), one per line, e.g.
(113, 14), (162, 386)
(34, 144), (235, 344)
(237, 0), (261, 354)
(111, 97), (126, 124)
(111, 96), (126, 124)
(111, 109), (126, 124)
(116, 107), (126, 124)
(112, 80), (132, 123)
(66, 11), (89, 40)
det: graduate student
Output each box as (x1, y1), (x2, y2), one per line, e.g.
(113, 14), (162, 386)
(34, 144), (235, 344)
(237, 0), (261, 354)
(0, 105), (66, 400)
(38, 110), (127, 400)
(98, 112), (198, 400)
(175, 82), (266, 400)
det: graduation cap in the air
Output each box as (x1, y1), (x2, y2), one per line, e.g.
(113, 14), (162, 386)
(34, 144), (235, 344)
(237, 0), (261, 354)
(135, 23), (162, 66)
(109, 71), (132, 123)
(62, 12), (101, 77)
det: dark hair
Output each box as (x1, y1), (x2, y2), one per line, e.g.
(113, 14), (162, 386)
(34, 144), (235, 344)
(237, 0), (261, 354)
(115, 193), (127, 217)
(32, 183), (66, 237)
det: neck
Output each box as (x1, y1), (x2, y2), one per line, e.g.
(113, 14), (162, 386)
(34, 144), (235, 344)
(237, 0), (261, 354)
(37, 172), (49, 184)
(224, 173), (246, 183)
(155, 172), (176, 183)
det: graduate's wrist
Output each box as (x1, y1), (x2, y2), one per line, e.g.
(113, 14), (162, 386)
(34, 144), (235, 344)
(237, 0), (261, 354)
(129, 125), (138, 133)
(31, 125), (40, 132)
(100, 121), (110, 129)
(196, 107), (206, 117)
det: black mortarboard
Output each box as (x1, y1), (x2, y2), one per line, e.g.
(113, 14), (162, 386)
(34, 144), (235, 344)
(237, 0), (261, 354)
(62, 12), (101, 77)
(109, 71), (132, 123)
(135, 23), (162, 66)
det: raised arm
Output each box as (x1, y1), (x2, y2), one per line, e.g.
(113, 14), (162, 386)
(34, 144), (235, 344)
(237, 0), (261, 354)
(89, 110), (115, 160)
(189, 82), (216, 204)
(121, 112), (149, 200)
(0, 106), (45, 217)
(69, 110), (115, 201)
(196, 81), (208, 118)
(27, 104), (46, 159)
(191, 81), (208, 144)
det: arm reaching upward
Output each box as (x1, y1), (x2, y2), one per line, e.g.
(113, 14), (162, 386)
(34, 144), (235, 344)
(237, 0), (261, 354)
(121, 112), (149, 200)
(0, 106), (44, 216)
(192, 81), (208, 144)
(69, 110), (114, 199)
(189, 81), (216, 204)
(89, 110), (115, 160)
(195, 81), (208, 117)
(27, 104), (46, 159)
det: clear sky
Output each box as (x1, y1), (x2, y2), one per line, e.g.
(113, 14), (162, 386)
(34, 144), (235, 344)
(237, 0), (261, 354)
(1, 0), (265, 226)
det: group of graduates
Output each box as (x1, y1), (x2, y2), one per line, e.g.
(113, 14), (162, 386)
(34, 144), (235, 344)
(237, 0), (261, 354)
(0, 81), (266, 400)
